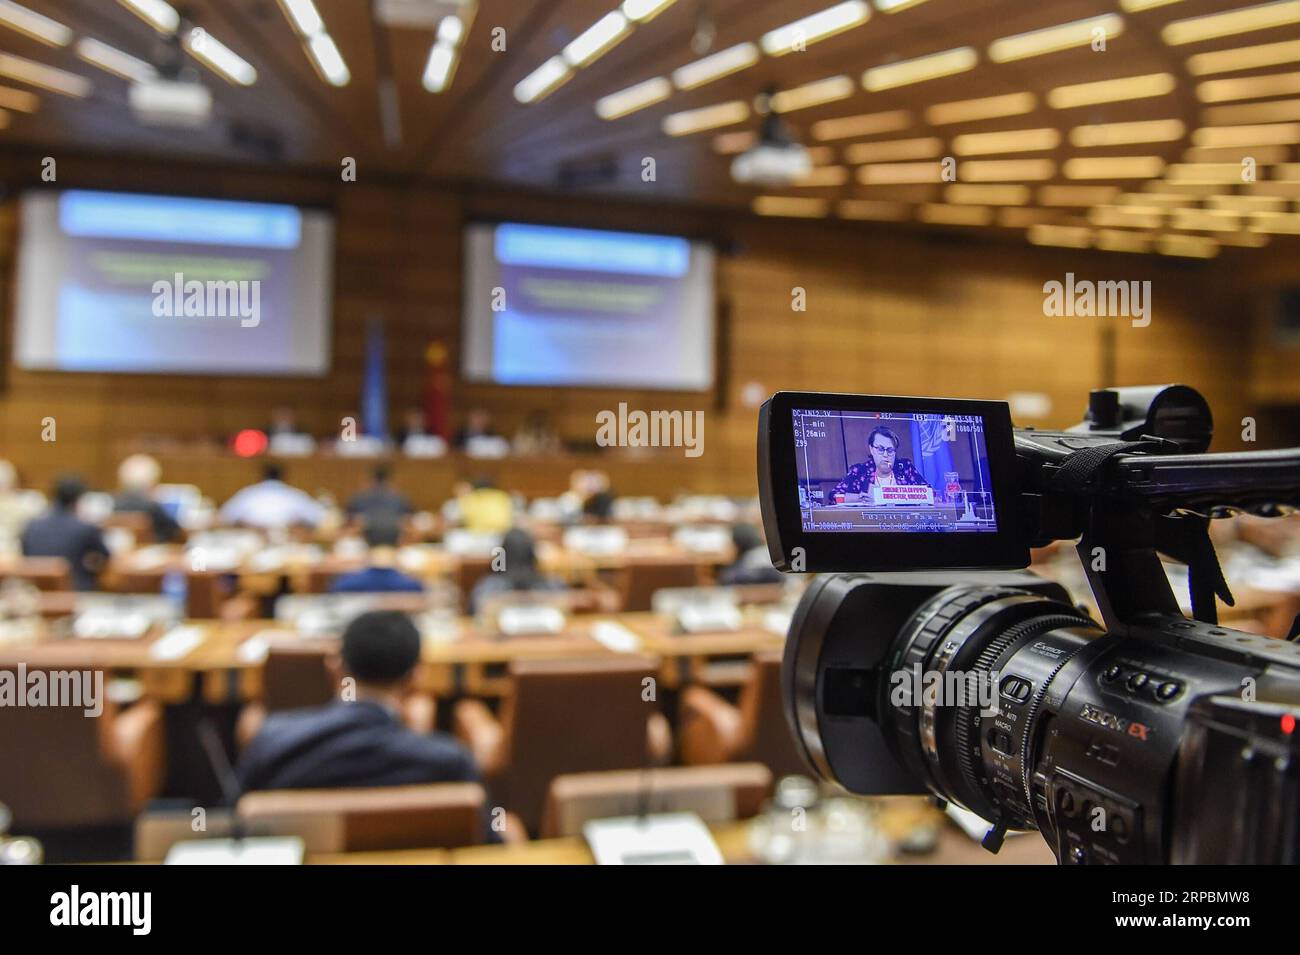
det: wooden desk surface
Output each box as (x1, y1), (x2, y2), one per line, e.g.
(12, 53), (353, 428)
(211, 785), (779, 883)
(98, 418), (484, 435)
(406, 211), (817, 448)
(307, 817), (1058, 866)
(0, 609), (787, 701)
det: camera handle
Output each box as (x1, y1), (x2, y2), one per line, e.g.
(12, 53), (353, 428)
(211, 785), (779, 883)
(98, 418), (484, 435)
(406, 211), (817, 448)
(1056, 439), (1232, 632)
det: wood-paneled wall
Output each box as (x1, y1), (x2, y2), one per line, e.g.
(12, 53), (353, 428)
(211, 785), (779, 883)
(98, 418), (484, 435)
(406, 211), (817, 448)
(0, 147), (1263, 501)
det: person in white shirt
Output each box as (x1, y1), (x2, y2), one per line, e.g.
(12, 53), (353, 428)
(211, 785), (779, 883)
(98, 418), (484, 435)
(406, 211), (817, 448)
(219, 464), (325, 530)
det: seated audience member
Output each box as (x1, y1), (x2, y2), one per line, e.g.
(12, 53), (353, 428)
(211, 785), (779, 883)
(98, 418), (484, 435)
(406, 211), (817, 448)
(513, 410), (562, 455)
(458, 477), (513, 534)
(219, 464), (325, 530)
(395, 408), (429, 445)
(582, 490), (616, 524)
(268, 405), (306, 438)
(21, 475), (110, 591)
(345, 464), (413, 524)
(453, 408), (498, 449)
(330, 517), (424, 594)
(718, 524), (784, 586)
(830, 426), (929, 501)
(238, 610), (479, 792)
(113, 453), (181, 543)
(469, 527), (565, 614)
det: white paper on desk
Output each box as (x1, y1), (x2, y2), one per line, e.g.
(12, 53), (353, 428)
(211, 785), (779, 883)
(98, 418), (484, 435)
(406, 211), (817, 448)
(590, 621), (642, 653)
(497, 605), (566, 635)
(165, 837), (304, 865)
(235, 633), (279, 664)
(148, 625), (206, 661)
(676, 602), (743, 634)
(562, 526), (628, 556)
(763, 608), (794, 637)
(584, 813), (724, 865)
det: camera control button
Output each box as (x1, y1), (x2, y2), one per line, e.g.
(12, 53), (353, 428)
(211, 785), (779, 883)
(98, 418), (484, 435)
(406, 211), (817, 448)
(1156, 681), (1181, 701)
(1102, 665), (1122, 683)
(1126, 672), (1150, 692)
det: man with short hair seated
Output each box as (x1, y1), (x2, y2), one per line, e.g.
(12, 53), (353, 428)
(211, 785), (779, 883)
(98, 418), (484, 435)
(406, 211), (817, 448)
(21, 475), (109, 591)
(329, 517), (424, 594)
(237, 610), (479, 792)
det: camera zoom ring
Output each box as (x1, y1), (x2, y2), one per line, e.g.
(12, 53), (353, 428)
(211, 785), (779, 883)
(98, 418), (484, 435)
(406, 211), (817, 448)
(1018, 640), (1094, 812)
(954, 613), (1089, 817)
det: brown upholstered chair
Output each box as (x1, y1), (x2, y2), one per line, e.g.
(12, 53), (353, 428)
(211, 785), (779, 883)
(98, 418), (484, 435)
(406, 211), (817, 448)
(678, 650), (808, 778)
(541, 763), (772, 839)
(236, 783), (488, 852)
(453, 656), (672, 833)
(0, 557), (73, 592)
(0, 671), (165, 830)
(612, 561), (703, 612)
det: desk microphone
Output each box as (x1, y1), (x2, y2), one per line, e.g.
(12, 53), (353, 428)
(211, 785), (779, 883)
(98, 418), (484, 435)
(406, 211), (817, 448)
(197, 717), (247, 843)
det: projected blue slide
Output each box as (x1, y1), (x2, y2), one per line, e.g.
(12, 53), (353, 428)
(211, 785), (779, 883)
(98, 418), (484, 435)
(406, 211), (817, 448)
(463, 222), (715, 390)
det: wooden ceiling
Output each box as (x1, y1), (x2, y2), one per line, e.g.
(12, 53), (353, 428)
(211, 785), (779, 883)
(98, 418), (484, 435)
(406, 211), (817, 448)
(3, 0), (1300, 254)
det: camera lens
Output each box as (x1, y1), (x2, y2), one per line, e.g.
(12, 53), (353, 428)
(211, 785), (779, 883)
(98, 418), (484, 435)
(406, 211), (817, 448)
(882, 585), (1102, 830)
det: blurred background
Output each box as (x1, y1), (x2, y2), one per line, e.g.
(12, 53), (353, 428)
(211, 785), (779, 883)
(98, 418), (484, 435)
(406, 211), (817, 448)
(0, 0), (1297, 865)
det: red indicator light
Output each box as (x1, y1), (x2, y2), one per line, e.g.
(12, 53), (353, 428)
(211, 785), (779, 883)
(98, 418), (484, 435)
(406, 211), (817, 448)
(233, 429), (268, 458)
(1283, 713), (1296, 736)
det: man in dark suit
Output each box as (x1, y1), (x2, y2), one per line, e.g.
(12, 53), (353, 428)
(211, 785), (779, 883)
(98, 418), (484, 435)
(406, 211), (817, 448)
(237, 610), (478, 793)
(21, 475), (110, 591)
(344, 464), (412, 524)
(329, 516), (424, 594)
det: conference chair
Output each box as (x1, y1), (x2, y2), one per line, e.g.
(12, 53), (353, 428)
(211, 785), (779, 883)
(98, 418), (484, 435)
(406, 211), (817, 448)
(678, 650), (808, 779)
(0, 556), (73, 592)
(236, 783), (489, 853)
(453, 656), (672, 833)
(611, 560), (705, 613)
(541, 763), (773, 839)
(0, 672), (164, 830)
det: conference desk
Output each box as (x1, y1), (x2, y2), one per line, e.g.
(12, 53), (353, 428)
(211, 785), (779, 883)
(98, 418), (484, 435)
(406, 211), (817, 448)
(0, 609), (789, 703)
(129, 446), (747, 512)
(309, 811), (1058, 865)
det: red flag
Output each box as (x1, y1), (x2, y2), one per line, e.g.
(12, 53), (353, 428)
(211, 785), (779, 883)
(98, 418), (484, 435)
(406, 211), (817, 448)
(423, 341), (451, 440)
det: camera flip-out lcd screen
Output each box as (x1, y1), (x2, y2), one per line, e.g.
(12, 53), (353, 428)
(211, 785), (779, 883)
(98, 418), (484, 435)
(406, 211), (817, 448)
(793, 408), (999, 535)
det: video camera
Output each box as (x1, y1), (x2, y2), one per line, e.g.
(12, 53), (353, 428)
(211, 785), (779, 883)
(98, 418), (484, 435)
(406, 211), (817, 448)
(758, 385), (1300, 864)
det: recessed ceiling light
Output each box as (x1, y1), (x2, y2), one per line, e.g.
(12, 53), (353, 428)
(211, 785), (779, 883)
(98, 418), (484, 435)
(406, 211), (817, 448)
(844, 137), (941, 162)
(951, 127), (1060, 155)
(926, 92), (1035, 125)
(596, 76), (672, 119)
(1203, 98), (1300, 125)
(1048, 73), (1175, 108)
(662, 99), (749, 135)
(945, 184), (1031, 205)
(863, 47), (977, 91)
(621, 0), (677, 23)
(1157, 233), (1218, 258)
(117, 0), (180, 35)
(810, 109), (911, 140)
(1063, 156), (1166, 179)
(837, 199), (910, 219)
(857, 161), (943, 184)
(671, 42), (758, 90)
(422, 42), (456, 92)
(1069, 119), (1185, 147)
(1028, 224), (1092, 248)
(1192, 123), (1300, 147)
(1094, 229), (1154, 253)
(752, 196), (829, 217)
(76, 37), (157, 83)
(1187, 38), (1300, 75)
(874, 0), (930, 11)
(307, 33), (349, 86)
(1197, 70), (1300, 102)
(1038, 185), (1121, 206)
(278, 0), (324, 36)
(0, 52), (90, 96)
(1120, 0), (1185, 11)
(0, 0), (71, 47)
(960, 158), (1055, 181)
(563, 11), (631, 68)
(0, 84), (38, 111)
(184, 29), (257, 85)
(1163, 1), (1300, 46)
(770, 75), (854, 113)
(988, 14), (1124, 63)
(514, 56), (570, 103)
(762, 2), (872, 56)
